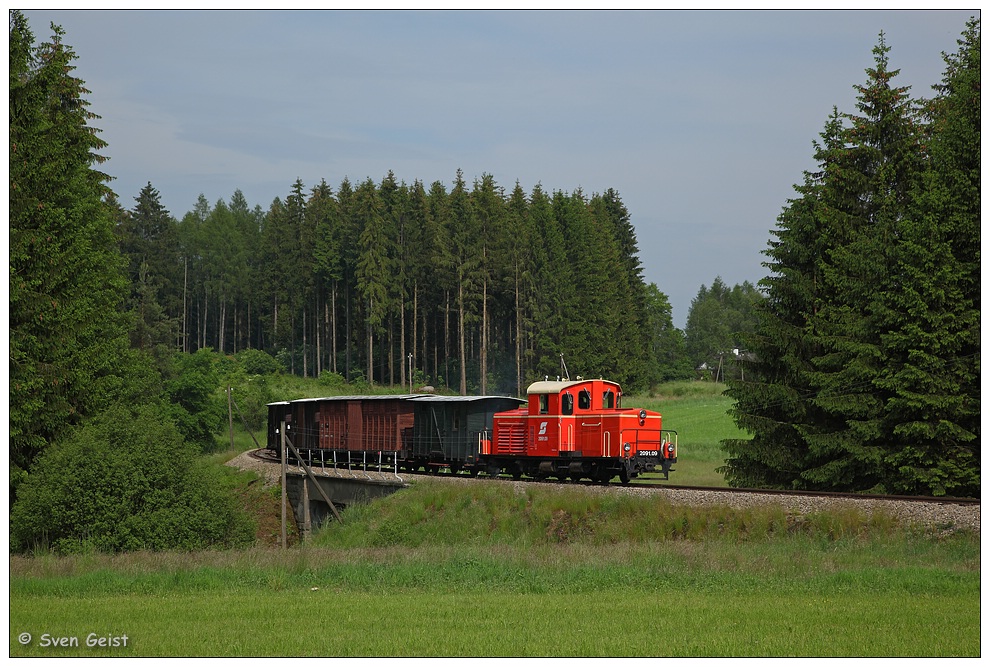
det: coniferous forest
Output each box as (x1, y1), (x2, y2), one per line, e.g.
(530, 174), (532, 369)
(115, 172), (680, 398)
(7, 12), (979, 554)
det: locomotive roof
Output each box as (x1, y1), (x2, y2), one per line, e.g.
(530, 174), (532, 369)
(409, 395), (524, 404)
(526, 379), (621, 395)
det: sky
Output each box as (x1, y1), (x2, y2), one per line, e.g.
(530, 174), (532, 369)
(21, 8), (979, 328)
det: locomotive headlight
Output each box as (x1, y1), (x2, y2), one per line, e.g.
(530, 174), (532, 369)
(624, 443), (631, 453)
(639, 409), (646, 425)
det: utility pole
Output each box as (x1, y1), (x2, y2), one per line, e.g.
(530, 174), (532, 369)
(280, 420), (287, 550)
(228, 386), (234, 450)
(408, 353), (413, 394)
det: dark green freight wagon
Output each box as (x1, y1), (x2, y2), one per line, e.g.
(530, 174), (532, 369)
(407, 396), (525, 473)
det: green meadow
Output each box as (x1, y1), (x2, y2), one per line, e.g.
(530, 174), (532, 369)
(633, 381), (739, 486)
(9, 381), (979, 657)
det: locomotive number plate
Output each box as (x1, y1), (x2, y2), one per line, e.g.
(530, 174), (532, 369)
(638, 450), (659, 457)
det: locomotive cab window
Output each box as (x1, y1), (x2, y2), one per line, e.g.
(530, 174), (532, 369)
(603, 390), (614, 409)
(539, 394), (549, 414)
(578, 389), (591, 410)
(562, 393), (574, 415)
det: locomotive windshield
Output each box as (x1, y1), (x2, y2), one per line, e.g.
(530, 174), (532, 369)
(579, 389), (591, 410)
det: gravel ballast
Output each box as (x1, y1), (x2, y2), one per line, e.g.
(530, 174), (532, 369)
(227, 450), (979, 534)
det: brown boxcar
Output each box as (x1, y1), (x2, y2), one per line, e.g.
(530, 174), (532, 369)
(267, 395), (422, 461)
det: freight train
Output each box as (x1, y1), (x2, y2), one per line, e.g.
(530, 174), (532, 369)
(267, 376), (677, 484)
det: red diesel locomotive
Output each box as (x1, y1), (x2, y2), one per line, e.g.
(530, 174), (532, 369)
(487, 377), (677, 483)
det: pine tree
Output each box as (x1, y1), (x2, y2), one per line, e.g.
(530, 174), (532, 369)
(469, 173), (505, 394)
(9, 13), (132, 479)
(354, 177), (389, 384)
(869, 19), (980, 496)
(799, 33), (924, 492)
(448, 169), (477, 394)
(117, 182), (181, 350)
(309, 179), (340, 375)
(721, 115), (845, 487)
(504, 181), (536, 394)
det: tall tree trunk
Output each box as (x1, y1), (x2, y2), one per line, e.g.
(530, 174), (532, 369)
(388, 313), (395, 386)
(400, 297), (406, 389)
(481, 277), (488, 394)
(413, 283), (419, 386)
(459, 280), (467, 395)
(219, 298), (227, 353)
(345, 282), (352, 381)
(516, 265), (522, 396)
(182, 257), (188, 352)
(331, 283), (337, 374)
(444, 291), (450, 391)
(273, 295), (278, 353)
(367, 297), (374, 385)
(201, 291), (208, 351)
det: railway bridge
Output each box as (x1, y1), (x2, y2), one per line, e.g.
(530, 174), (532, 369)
(282, 464), (407, 539)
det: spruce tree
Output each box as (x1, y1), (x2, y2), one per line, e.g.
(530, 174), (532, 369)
(800, 33), (924, 492)
(354, 177), (389, 384)
(448, 169), (477, 394)
(869, 19), (980, 496)
(722, 113), (848, 488)
(9, 13), (132, 479)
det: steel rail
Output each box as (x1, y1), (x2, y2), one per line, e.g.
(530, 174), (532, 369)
(247, 448), (979, 506)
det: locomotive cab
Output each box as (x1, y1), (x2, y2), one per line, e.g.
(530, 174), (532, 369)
(491, 378), (676, 483)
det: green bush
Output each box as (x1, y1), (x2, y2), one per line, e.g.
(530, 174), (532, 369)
(10, 402), (255, 554)
(164, 348), (226, 452)
(228, 373), (275, 432)
(236, 348), (281, 376)
(318, 371), (347, 389)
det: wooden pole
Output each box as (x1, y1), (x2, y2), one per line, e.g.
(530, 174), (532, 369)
(281, 434), (344, 524)
(230, 395), (262, 449)
(281, 420), (287, 550)
(228, 386), (235, 451)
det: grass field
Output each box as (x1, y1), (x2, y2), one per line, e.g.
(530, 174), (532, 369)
(10, 479), (980, 657)
(9, 380), (980, 657)
(631, 381), (740, 486)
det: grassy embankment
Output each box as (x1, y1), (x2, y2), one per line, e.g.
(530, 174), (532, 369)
(9, 381), (980, 657)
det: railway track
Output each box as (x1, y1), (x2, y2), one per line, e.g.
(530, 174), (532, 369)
(248, 448), (979, 507)
(632, 482), (980, 506)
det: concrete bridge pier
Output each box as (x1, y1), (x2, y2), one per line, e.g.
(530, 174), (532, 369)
(283, 470), (408, 538)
